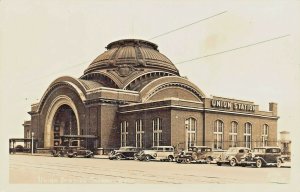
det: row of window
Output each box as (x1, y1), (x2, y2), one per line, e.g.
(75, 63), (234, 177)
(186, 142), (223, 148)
(120, 118), (270, 149)
(213, 120), (269, 149)
(121, 118), (164, 147)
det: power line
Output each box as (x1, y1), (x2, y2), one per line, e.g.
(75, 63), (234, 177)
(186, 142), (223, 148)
(22, 11), (227, 85)
(23, 60), (90, 85)
(148, 11), (227, 40)
(175, 34), (290, 65)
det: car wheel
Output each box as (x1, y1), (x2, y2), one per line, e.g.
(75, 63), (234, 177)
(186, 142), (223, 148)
(241, 164), (246, 167)
(276, 159), (282, 168)
(168, 156), (174, 162)
(229, 159), (237, 167)
(217, 162), (222, 166)
(186, 158), (191, 164)
(145, 155), (151, 162)
(116, 155), (122, 160)
(256, 159), (262, 168)
(134, 155), (138, 160)
(207, 157), (213, 164)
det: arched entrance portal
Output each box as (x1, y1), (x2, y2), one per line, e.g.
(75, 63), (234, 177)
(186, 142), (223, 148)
(52, 104), (78, 146)
(44, 95), (80, 148)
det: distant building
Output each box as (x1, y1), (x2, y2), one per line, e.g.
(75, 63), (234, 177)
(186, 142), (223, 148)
(279, 131), (291, 155)
(23, 39), (279, 151)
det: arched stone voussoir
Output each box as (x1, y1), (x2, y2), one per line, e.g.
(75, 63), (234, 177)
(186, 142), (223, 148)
(37, 76), (88, 113)
(139, 76), (206, 102)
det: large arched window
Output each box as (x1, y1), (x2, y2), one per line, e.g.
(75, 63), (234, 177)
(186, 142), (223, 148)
(244, 122), (252, 148)
(213, 120), (224, 149)
(229, 121), (238, 147)
(262, 124), (269, 147)
(120, 121), (128, 147)
(152, 118), (162, 146)
(135, 119), (144, 148)
(186, 118), (197, 147)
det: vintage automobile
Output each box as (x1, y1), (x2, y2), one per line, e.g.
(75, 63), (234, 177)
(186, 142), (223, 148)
(240, 146), (284, 168)
(66, 146), (94, 158)
(137, 146), (175, 162)
(216, 147), (250, 166)
(176, 146), (215, 164)
(109, 146), (141, 160)
(51, 146), (67, 157)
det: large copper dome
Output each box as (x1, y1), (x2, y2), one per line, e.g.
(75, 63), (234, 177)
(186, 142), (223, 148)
(84, 39), (179, 75)
(81, 39), (180, 90)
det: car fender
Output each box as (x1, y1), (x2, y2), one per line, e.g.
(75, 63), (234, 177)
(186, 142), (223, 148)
(278, 157), (284, 163)
(116, 152), (125, 158)
(228, 156), (237, 161)
(254, 157), (267, 164)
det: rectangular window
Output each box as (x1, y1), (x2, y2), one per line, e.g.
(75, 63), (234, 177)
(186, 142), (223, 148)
(213, 120), (223, 149)
(121, 121), (128, 147)
(244, 123), (252, 148)
(136, 120), (144, 148)
(153, 118), (162, 146)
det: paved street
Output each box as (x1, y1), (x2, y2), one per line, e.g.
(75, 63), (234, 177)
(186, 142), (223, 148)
(9, 154), (290, 184)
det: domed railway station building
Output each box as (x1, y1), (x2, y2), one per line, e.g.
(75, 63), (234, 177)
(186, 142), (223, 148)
(22, 39), (279, 152)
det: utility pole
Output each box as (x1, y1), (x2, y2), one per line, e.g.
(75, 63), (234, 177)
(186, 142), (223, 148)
(31, 132), (34, 155)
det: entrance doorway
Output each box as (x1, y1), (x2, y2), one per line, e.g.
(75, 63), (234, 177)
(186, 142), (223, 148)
(52, 104), (78, 146)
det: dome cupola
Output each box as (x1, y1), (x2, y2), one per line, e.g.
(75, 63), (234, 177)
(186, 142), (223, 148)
(81, 39), (180, 89)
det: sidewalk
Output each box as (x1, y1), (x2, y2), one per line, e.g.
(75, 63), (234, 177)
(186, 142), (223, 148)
(10, 152), (109, 159)
(94, 155), (109, 159)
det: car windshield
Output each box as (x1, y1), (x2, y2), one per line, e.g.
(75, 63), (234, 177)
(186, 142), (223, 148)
(253, 148), (266, 153)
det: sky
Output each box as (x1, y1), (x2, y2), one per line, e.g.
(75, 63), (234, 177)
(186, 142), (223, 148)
(1, 0), (300, 190)
(0, 0), (299, 139)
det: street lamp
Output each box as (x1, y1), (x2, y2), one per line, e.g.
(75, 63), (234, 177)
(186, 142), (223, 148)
(31, 132), (34, 155)
(185, 119), (189, 151)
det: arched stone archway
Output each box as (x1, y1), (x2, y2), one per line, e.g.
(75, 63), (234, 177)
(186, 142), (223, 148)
(44, 95), (80, 148)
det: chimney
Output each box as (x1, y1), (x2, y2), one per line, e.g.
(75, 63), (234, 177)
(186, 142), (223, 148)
(269, 102), (277, 116)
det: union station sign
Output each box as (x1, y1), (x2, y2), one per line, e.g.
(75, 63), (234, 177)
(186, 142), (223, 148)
(211, 99), (256, 112)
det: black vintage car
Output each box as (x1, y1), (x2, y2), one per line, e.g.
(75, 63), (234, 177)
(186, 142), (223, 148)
(51, 146), (67, 157)
(109, 147), (141, 160)
(240, 147), (284, 168)
(66, 146), (94, 158)
(176, 146), (215, 164)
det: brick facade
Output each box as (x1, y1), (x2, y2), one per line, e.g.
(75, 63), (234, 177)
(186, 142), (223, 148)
(23, 39), (279, 151)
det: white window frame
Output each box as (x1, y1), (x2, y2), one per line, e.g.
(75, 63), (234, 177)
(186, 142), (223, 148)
(262, 124), (269, 147)
(153, 118), (162, 146)
(213, 120), (224, 149)
(244, 122), (252, 148)
(135, 119), (144, 148)
(229, 121), (238, 147)
(121, 121), (128, 147)
(186, 118), (197, 147)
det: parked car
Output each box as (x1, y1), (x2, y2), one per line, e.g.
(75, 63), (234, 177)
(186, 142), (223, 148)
(240, 147), (284, 168)
(216, 147), (250, 166)
(176, 146), (215, 164)
(138, 146), (175, 162)
(109, 146), (141, 160)
(51, 146), (67, 157)
(66, 146), (94, 158)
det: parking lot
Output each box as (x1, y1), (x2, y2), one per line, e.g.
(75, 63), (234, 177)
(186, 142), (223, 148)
(9, 154), (290, 184)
